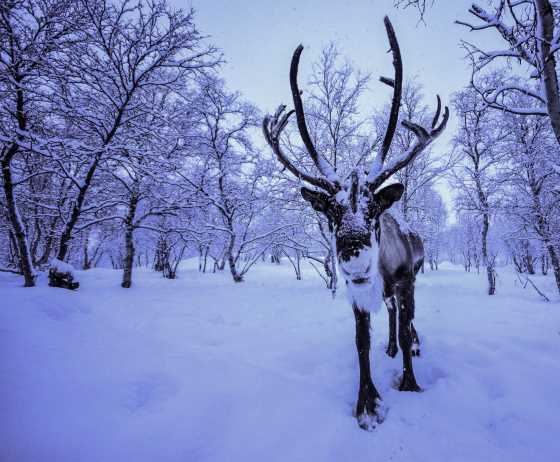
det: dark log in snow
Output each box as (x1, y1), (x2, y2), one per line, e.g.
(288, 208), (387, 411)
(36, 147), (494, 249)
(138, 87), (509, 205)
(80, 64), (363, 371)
(48, 259), (79, 290)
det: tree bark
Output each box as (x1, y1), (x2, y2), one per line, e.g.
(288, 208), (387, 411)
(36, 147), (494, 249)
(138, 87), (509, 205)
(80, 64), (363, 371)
(227, 254), (243, 282)
(30, 214), (42, 266)
(481, 212), (496, 295)
(474, 155), (495, 294)
(121, 194), (138, 288)
(523, 241), (535, 274)
(2, 156), (36, 287)
(545, 244), (560, 293)
(7, 230), (18, 268)
(83, 230), (91, 270)
(512, 254), (524, 274)
(530, 184), (560, 294)
(327, 230), (338, 296)
(36, 217), (59, 266)
(534, 0), (560, 146)
(56, 93), (133, 261)
(56, 158), (99, 261)
(226, 233), (243, 282)
(541, 250), (548, 275)
(1, 76), (35, 287)
(202, 246), (209, 273)
(227, 255), (243, 282)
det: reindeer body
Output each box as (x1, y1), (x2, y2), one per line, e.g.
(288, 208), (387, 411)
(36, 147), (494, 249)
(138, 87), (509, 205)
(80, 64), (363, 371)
(333, 191), (424, 313)
(263, 16), (448, 430)
(379, 212), (424, 292)
(334, 208), (426, 430)
(378, 211), (424, 358)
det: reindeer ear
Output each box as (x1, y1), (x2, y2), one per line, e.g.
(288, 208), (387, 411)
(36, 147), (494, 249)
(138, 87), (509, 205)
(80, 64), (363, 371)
(301, 187), (330, 213)
(373, 183), (404, 212)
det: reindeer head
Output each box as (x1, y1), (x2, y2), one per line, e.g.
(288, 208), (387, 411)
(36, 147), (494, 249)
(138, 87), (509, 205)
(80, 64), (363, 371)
(263, 17), (448, 294)
(299, 173), (405, 289)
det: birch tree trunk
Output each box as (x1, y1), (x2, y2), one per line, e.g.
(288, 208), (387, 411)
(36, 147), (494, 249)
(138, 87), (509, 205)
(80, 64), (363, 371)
(530, 185), (560, 294)
(2, 154), (36, 287)
(329, 231), (338, 297)
(121, 194), (138, 288)
(474, 155), (496, 295)
(1, 78), (35, 287)
(56, 156), (101, 261)
(545, 244), (560, 294)
(534, 0), (560, 146)
(480, 212), (496, 295)
(227, 237), (243, 283)
(83, 230), (91, 270)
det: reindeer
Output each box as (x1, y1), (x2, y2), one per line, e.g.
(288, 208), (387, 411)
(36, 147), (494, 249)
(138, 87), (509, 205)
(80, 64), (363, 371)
(263, 17), (448, 430)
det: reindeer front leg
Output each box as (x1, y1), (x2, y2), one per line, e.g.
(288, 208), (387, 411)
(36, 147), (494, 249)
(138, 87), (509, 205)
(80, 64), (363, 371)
(353, 305), (382, 430)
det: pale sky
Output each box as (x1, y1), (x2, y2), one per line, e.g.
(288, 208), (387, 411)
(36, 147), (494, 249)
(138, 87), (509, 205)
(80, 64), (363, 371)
(174, 0), (502, 215)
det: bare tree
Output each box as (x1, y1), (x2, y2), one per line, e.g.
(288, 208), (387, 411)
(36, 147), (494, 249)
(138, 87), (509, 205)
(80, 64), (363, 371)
(412, 185), (447, 271)
(52, 0), (219, 262)
(500, 93), (560, 293)
(306, 43), (372, 173)
(183, 77), (292, 282)
(0, 0), (81, 286)
(452, 83), (507, 295)
(452, 212), (483, 273)
(456, 1), (560, 148)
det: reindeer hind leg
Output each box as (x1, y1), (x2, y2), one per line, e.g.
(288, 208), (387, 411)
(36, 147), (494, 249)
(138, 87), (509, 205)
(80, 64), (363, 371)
(384, 295), (398, 358)
(410, 322), (420, 357)
(396, 281), (421, 392)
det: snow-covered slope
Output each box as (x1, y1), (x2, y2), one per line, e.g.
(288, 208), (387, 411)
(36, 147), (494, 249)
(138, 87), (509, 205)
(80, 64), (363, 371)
(1, 262), (559, 461)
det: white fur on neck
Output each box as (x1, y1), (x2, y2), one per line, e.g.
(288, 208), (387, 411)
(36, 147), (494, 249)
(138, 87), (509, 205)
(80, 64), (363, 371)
(340, 241), (383, 313)
(345, 271), (383, 313)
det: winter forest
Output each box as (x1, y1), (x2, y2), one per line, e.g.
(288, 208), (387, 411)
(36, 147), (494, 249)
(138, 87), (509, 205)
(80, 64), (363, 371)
(1, 0), (560, 460)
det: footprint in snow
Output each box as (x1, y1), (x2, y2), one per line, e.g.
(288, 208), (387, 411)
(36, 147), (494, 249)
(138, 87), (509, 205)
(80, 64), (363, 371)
(122, 376), (177, 413)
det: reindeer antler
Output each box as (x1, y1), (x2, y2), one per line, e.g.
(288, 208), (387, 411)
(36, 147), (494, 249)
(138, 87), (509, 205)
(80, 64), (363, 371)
(262, 46), (341, 195)
(366, 16), (449, 191)
(378, 16), (403, 166)
(263, 17), (448, 196)
(290, 46), (340, 188)
(262, 105), (338, 194)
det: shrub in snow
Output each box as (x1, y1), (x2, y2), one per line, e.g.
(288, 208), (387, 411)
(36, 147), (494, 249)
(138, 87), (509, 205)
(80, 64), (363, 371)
(48, 259), (79, 290)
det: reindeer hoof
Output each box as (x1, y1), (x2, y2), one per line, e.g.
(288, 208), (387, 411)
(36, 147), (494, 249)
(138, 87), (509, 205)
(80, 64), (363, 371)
(399, 375), (421, 392)
(356, 401), (385, 430)
(411, 343), (420, 357)
(354, 395), (385, 430)
(386, 343), (398, 358)
(357, 411), (383, 431)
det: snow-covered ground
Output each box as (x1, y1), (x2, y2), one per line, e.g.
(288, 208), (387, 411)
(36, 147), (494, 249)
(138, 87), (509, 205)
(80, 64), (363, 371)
(1, 260), (559, 462)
